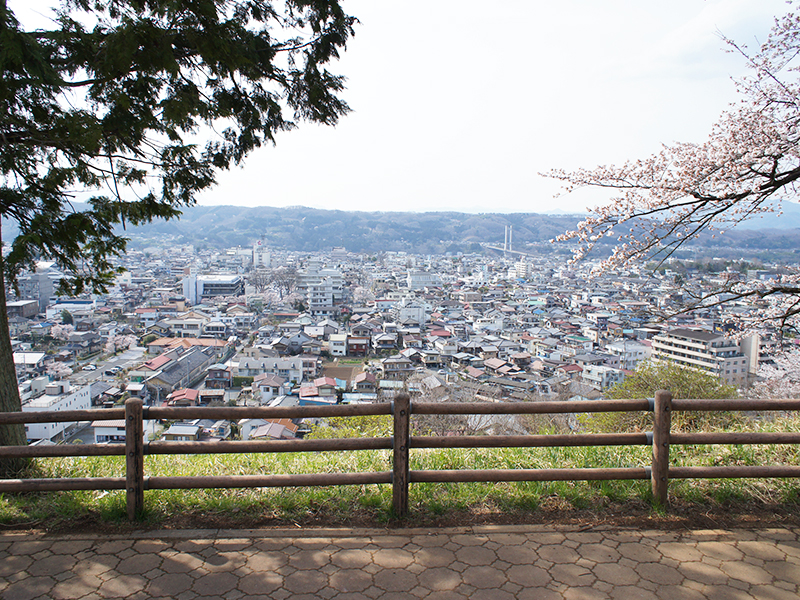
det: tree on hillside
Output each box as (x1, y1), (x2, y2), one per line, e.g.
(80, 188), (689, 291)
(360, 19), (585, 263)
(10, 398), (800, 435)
(0, 0), (356, 470)
(586, 360), (739, 433)
(548, 7), (800, 332)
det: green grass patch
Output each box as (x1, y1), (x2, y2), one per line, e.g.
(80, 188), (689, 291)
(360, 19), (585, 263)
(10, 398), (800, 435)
(2, 414), (800, 530)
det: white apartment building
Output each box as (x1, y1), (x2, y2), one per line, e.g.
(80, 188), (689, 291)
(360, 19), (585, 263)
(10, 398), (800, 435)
(407, 271), (441, 290)
(23, 380), (91, 443)
(182, 273), (245, 305)
(605, 340), (652, 371)
(651, 328), (755, 386)
(252, 241), (271, 268)
(581, 364), (626, 391)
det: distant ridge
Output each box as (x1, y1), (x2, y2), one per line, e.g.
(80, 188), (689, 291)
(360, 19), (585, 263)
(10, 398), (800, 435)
(4, 203), (800, 256)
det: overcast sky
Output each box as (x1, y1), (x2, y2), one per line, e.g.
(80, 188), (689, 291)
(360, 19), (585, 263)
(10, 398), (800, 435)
(12, 0), (794, 214)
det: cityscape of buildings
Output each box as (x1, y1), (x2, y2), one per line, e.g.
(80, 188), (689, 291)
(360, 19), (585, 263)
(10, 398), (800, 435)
(8, 238), (789, 446)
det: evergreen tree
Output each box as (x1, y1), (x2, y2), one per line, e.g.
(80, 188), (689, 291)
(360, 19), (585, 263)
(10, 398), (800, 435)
(0, 0), (356, 473)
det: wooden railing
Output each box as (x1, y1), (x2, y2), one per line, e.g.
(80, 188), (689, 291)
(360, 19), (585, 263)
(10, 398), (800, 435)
(1, 391), (799, 520)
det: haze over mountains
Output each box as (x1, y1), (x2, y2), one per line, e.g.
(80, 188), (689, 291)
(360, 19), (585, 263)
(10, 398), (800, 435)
(4, 203), (800, 258)
(120, 202), (800, 259)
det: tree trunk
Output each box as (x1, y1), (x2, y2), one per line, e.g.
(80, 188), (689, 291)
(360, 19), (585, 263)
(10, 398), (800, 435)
(0, 221), (28, 477)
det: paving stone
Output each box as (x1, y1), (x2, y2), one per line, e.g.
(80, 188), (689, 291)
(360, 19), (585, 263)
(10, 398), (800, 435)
(516, 588), (563, 600)
(369, 535), (411, 548)
(550, 563), (595, 587)
(414, 546), (457, 568)
(469, 588), (515, 600)
(699, 584), (754, 599)
(117, 553), (163, 575)
(8, 541), (53, 556)
(577, 542), (621, 563)
(763, 559), (800, 584)
(288, 549), (330, 570)
(461, 565), (507, 589)
(371, 548), (414, 569)
(147, 572), (197, 597)
(6, 525), (800, 600)
(372, 568), (418, 593)
(0, 554), (34, 577)
(537, 543), (581, 564)
(696, 541), (745, 562)
(49, 540), (95, 555)
(636, 562), (683, 585)
(720, 560), (773, 585)
(245, 551), (288, 571)
(657, 542), (703, 562)
(283, 570), (328, 594)
(329, 569), (373, 593)
(617, 542), (662, 562)
(593, 562), (640, 586)
(95, 574), (148, 599)
(424, 591), (469, 600)
(506, 564), (552, 587)
(331, 548), (373, 568)
(678, 561), (730, 586)
(653, 584), (706, 600)
(454, 545), (496, 566)
(750, 585), (800, 600)
(610, 585), (660, 599)
(2, 576), (56, 600)
(736, 540), (786, 561)
(563, 585), (608, 599)
(417, 567), (463, 591)
(496, 544), (538, 565)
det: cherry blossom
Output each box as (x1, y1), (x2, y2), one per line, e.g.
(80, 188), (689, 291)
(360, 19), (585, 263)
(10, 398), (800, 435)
(548, 6), (800, 331)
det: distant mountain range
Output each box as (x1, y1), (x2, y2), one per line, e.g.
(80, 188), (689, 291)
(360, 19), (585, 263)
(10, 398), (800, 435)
(123, 204), (800, 258)
(125, 205), (587, 254)
(4, 202), (800, 258)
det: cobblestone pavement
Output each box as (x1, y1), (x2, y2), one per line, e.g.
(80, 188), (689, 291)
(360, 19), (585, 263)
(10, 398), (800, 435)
(1, 525), (799, 599)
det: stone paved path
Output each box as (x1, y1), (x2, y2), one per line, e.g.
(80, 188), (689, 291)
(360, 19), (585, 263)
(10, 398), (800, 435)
(1, 525), (799, 599)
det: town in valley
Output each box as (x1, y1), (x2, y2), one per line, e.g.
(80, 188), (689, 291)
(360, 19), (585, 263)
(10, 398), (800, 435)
(10, 227), (792, 445)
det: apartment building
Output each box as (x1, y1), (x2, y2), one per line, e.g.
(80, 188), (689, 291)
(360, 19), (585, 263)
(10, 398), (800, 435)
(651, 328), (754, 385)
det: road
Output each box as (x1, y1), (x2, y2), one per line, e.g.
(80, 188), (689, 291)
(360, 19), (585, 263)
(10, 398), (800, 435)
(70, 346), (146, 386)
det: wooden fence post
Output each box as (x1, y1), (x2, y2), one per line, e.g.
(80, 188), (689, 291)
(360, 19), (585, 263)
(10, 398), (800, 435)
(392, 393), (411, 517)
(125, 398), (144, 520)
(651, 389), (672, 507)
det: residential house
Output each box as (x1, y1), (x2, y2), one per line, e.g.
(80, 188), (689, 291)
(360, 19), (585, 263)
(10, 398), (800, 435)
(380, 354), (414, 379)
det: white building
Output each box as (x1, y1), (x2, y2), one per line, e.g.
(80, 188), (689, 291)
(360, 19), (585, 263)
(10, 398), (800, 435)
(253, 241), (271, 268)
(581, 365), (626, 391)
(307, 277), (338, 318)
(651, 328), (756, 386)
(23, 380), (91, 443)
(328, 333), (348, 356)
(16, 261), (65, 312)
(604, 340), (652, 371)
(407, 271), (441, 290)
(182, 273), (245, 305)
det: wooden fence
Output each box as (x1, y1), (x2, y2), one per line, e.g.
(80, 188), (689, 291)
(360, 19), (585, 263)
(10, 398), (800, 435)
(1, 391), (799, 520)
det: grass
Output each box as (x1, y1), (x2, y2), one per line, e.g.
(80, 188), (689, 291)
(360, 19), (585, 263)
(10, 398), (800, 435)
(2, 414), (799, 531)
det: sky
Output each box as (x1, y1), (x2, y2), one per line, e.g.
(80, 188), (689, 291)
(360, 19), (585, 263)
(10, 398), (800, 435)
(11, 0), (795, 215)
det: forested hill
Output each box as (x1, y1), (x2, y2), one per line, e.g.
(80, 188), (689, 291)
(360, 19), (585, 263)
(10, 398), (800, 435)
(125, 206), (585, 254)
(121, 204), (800, 258)
(4, 204), (800, 257)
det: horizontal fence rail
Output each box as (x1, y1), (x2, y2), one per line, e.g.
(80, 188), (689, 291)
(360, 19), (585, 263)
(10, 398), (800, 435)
(0, 391), (799, 519)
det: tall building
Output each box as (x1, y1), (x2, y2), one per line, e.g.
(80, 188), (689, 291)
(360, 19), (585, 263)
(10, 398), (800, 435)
(16, 261), (64, 312)
(651, 328), (756, 386)
(182, 273), (245, 305)
(253, 241), (271, 268)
